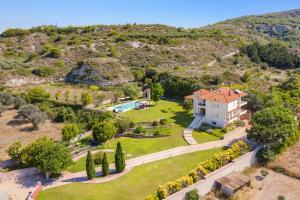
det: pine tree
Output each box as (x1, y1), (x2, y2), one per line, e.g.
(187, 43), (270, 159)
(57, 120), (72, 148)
(115, 142), (125, 172)
(86, 151), (96, 179)
(102, 152), (110, 176)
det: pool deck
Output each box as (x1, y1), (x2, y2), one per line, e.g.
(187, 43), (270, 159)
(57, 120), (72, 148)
(106, 100), (139, 112)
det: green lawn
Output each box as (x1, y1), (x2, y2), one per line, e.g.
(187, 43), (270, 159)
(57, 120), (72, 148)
(192, 130), (219, 144)
(67, 100), (220, 172)
(67, 152), (115, 173)
(67, 100), (192, 172)
(39, 148), (222, 200)
(120, 99), (191, 124)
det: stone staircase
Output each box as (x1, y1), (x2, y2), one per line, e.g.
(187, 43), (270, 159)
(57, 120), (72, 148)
(183, 115), (204, 145)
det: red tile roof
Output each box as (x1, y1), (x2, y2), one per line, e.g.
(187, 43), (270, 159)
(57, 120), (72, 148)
(192, 87), (247, 103)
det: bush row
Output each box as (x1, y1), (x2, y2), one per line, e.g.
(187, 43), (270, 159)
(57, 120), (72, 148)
(146, 140), (249, 200)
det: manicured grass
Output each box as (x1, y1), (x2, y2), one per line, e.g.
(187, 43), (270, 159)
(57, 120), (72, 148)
(39, 148), (223, 200)
(67, 100), (220, 172)
(192, 130), (219, 144)
(67, 152), (114, 173)
(120, 99), (191, 125)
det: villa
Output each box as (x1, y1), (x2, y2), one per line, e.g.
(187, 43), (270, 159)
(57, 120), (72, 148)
(186, 87), (248, 128)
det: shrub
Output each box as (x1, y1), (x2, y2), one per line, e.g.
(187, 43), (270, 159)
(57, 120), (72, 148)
(186, 189), (200, 200)
(177, 176), (193, 188)
(32, 67), (55, 77)
(81, 93), (93, 105)
(24, 87), (50, 103)
(261, 169), (269, 177)
(278, 195), (286, 200)
(0, 92), (14, 106)
(152, 121), (159, 127)
(134, 126), (144, 134)
(183, 100), (193, 113)
(61, 124), (81, 144)
(94, 151), (104, 165)
(144, 194), (159, 200)
(234, 120), (246, 127)
(210, 129), (224, 139)
(92, 120), (117, 144)
(153, 140), (249, 199)
(13, 96), (25, 109)
(7, 141), (22, 163)
(55, 107), (76, 123)
(116, 117), (132, 134)
(159, 118), (167, 125)
(157, 185), (169, 200)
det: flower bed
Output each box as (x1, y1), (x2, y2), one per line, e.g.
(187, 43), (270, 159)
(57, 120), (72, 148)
(145, 140), (250, 200)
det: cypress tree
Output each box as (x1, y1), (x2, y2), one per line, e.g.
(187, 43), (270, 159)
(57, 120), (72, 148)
(102, 152), (110, 176)
(86, 151), (96, 180)
(115, 142), (125, 172)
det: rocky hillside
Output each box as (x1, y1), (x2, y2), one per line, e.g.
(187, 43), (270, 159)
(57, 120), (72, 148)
(0, 9), (299, 88)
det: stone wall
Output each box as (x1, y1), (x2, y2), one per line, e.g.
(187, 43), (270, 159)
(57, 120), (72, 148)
(166, 149), (259, 200)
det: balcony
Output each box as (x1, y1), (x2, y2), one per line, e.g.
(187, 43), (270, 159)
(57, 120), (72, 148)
(239, 109), (247, 115)
(198, 103), (206, 107)
(239, 101), (247, 107)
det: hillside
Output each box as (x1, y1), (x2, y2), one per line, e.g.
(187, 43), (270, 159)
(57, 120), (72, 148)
(0, 9), (300, 90)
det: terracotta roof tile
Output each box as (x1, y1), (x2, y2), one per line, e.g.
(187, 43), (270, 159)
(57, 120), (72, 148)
(192, 87), (247, 103)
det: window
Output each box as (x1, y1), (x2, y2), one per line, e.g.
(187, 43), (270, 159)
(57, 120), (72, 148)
(212, 122), (217, 125)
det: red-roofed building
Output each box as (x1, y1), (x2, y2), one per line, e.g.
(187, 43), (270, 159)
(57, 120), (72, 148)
(186, 87), (248, 128)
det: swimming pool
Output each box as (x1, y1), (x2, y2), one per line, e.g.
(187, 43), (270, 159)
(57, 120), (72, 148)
(108, 101), (138, 112)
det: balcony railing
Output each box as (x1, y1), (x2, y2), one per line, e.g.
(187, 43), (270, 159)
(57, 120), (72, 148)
(239, 101), (247, 106)
(198, 103), (206, 106)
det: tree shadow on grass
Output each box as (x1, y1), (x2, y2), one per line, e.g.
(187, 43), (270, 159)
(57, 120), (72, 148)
(170, 111), (193, 128)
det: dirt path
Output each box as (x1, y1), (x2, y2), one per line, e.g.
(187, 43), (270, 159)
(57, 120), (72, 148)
(207, 51), (239, 67)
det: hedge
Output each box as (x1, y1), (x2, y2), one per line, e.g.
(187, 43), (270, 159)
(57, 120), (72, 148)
(146, 140), (249, 200)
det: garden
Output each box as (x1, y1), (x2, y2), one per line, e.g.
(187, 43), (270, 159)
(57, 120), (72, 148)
(38, 148), (223, 200)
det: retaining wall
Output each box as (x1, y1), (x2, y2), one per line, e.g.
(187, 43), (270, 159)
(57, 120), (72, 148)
(166, 149), (259, 200)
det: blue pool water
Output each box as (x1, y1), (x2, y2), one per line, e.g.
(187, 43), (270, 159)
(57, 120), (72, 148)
(112, 101), (138, 112)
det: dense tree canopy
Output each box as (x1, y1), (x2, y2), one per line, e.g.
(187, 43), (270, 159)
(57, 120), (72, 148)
(92, 120), (117, 144)
(123, 83), (140, 99)
(247, 106), (299, 161)
(11, 137), (72, 176)
(241, 42), (300, 69)
(151, 82), (164, 103)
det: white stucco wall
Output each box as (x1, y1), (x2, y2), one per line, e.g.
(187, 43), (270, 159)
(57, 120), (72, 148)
(193, 95), (243, 128)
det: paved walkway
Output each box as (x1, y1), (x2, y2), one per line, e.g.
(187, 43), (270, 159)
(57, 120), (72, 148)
(44, 126), (247, 189)
(183, 116), (203, 145)
(0, 125), (247, 199)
